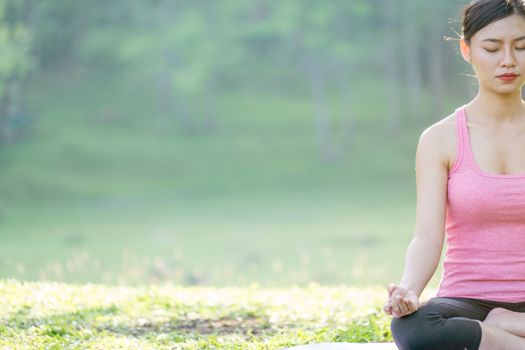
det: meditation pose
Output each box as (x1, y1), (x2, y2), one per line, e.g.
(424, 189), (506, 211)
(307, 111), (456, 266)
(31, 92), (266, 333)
(384, 0), (525, 349)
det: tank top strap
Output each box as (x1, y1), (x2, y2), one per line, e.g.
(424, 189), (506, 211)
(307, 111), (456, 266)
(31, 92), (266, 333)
(449, 105), (475, 175)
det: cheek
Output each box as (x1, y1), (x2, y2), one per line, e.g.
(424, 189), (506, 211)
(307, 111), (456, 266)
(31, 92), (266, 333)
(517, 51), (525, 63)
(471, 54), (498, 73)
(472, 61), (494, 76)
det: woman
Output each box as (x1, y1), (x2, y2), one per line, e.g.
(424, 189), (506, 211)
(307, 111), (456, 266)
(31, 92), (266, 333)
(384, 1), (525, 349)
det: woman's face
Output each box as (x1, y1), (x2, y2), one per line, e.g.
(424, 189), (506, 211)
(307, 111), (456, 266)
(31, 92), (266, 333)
(462, 13), (525, 94)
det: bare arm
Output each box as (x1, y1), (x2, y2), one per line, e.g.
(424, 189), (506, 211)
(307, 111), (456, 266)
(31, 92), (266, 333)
(385, 124), (449, 317)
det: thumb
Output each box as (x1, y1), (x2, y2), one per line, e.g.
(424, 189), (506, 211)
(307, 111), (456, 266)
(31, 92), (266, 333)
(404, 297), (415, 310)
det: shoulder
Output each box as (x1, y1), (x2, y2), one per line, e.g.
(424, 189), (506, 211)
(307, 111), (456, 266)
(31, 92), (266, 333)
(416, 112), (457, 170)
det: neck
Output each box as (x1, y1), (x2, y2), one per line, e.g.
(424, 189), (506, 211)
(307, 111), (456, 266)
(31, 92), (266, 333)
(468, 87), (525, 123)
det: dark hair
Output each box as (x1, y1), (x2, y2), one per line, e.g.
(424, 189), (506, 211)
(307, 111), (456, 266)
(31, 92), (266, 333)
(462, 0), (525, 44)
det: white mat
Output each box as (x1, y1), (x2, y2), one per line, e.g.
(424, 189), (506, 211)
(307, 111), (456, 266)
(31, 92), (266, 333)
(281, 342), (398, 350)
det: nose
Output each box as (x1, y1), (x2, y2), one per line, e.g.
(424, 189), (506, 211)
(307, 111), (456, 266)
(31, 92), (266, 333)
(500, 47), (516, 67)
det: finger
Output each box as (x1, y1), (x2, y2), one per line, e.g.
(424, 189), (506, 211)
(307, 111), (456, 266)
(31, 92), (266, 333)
(396, 295), (408, 314)
(391, 299), (402, 315)
(404, 298), (416, 311)
(387, 283), (397, 297)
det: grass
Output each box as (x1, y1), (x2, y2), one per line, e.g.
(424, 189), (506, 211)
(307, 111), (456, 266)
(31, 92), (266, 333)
(0, 279), (440, 349)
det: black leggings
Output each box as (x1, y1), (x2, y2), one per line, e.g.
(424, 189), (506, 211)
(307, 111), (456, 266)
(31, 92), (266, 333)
(390, 296), (525, 350)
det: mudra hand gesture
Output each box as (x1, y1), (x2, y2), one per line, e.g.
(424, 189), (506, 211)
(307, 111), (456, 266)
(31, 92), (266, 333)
(384, 283), (419, 318)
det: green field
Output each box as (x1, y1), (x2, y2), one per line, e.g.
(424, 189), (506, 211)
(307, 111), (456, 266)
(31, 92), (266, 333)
(0, 67), (447, 289)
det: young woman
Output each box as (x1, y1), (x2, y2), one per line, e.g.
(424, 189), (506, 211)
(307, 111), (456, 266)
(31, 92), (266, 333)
(383, 1), (525, 349)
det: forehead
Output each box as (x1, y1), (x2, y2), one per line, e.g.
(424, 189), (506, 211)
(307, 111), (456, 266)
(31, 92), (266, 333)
(474, 14), (525, 41)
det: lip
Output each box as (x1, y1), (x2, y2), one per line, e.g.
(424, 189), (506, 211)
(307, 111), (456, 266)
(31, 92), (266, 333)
(497, 74), (519, 81)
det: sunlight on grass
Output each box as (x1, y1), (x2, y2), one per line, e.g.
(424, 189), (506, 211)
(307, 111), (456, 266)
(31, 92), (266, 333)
(0, 279), (438, 349)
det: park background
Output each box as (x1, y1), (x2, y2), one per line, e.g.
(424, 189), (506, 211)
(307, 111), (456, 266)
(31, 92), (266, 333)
(1, 0), (479, 290)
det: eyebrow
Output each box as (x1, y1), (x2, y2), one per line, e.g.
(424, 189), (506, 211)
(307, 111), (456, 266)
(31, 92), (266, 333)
(482, 36), (525, 43)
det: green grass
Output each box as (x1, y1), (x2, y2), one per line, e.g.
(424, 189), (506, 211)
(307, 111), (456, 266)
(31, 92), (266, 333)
(0, 279), (438, 349)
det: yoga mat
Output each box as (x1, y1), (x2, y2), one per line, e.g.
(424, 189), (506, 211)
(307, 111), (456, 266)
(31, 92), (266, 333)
(281, 342), (398, 350)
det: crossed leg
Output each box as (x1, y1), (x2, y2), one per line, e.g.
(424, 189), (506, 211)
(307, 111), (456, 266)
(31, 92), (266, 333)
(391, 298), (525, 349)
(478, 308), (525, 350)
(484, 308), (525, 337)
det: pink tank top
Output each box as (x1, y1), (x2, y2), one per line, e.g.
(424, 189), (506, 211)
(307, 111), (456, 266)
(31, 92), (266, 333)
(435, 105), (525, 302)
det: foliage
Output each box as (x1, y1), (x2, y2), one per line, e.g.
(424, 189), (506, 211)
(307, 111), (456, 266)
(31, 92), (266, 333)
(0, 1), (32, 85)
(0, 0), (34, 143)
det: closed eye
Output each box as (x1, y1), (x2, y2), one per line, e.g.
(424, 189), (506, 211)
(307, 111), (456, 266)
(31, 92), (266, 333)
(484, 47), (525, 52)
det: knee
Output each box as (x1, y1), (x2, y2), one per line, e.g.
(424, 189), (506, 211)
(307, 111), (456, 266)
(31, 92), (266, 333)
(391, 314), (438, 350)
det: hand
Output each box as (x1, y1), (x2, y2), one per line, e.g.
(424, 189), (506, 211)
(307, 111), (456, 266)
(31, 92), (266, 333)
(383, 283), (419, 318)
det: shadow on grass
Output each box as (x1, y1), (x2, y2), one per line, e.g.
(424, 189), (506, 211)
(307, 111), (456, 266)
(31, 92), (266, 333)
(2, 304), (280, 339)
(102, 314), (277, 337)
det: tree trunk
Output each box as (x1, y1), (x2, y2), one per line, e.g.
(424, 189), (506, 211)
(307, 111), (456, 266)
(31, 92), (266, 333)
(331, 59), (354, 153)
(428, 1), (445, 121)
(301, 54), (339, 163)
(0, 79), (19, 144)
(382, 0), (402, 132)
(156, 0), (196, 134)
(154, 72), (173, 131)
(0, 84), (11, 143)
(200, 6), (218, 134)
(173, 89), (196, 134)
(201, 75), (217, 133)
(403, 1), (423, 120)
(154, 0), (175, 132)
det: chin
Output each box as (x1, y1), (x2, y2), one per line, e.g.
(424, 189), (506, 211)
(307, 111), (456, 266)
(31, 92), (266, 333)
(485, 81), (522, 95)
(493, 88), (521, 96)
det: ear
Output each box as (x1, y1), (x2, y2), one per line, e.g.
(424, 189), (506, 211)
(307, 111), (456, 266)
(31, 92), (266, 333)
(460, 38), (471, 63)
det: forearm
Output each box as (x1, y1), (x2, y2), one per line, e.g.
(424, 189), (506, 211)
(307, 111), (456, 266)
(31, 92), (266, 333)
(399, 235), (442, 297)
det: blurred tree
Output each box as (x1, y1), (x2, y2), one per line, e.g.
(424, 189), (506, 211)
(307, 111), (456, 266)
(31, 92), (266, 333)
(157, 0), (230, 134)
(238, 0), (375, 162)
(0, 0), (34, 144)
(381, 0), (402, 132)
(92, 0), (246, 134)
(427, 1), (447, 118)
(0, 0), (470, 145)
(294, 1), (357, 161)
(106, 0), (383, 156)
(28, 0), (112, 69)
(402, 1), (423, 120)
